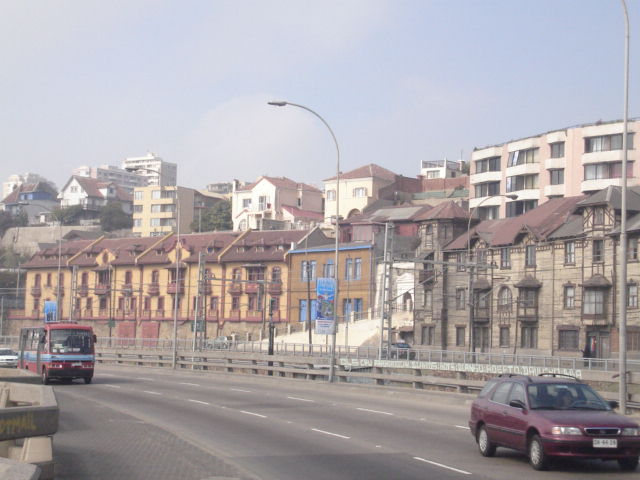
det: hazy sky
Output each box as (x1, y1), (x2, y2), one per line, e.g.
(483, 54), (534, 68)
(1, 0), (638, 192)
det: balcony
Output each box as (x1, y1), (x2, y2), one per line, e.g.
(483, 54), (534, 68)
(31, 286), (41, 297)
(78, 285), (89, 297)
(267, 282), (282, 295)
(155, 310), (165, 318)
(147, 282), (160, 296)
(167, 281), (184, 295)
(95, 284), (111, 295)
(228, 282), (242, 295)
(517, 306), (539, 323)
(245, 282), (260, 294)
(473, 307), (490, 323)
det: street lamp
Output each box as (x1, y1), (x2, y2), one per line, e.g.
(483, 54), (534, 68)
(466, 194), (517, 354)
(126, 166), (181, 368)
(268, 100), (341, 382)
(618, 0), (630, 414)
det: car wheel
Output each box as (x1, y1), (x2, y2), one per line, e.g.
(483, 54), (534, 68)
(84, 377), (92, 384)
(477, 425), (496, 457)
(41, 368), (49, 385)
(618, 457), (639, 471)
(529, 434), (549, 471)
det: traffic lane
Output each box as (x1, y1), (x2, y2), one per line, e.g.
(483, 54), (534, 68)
(53, 388), (255, 480)
(74, 379), (471, 480)
(91, 369), (638, 478)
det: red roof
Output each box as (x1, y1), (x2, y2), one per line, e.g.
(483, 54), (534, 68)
(63, 176), (132, 203)
(236, 176), (321, 193)
(220, 230), (310, 262)
(413, 201), (470, 221)
(324, 163), (397, 182)
(281, 205), (324, 220)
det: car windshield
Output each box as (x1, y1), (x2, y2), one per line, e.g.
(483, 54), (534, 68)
(527, 383), (610, 410)
(0, 349), (15, 356)
(50, 329), (93, 354)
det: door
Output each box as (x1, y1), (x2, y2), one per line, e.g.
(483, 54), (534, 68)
(587, 331), (611, 358)
(474, 326), (490, 353)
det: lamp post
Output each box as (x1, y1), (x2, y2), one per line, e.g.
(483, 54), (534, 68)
(127, 167), (181, 368)
(466, 194), (517, 354)
(618, 0), (629, 414)
(268, 100), (340, 382)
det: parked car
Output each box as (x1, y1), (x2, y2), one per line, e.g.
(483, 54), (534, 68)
(381, 342), (415, 360)
(204, 336), (231, 350)
(0, 349), (18, 368)
(469, 373), (640, 471)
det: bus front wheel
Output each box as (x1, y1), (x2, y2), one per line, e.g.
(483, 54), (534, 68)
(41, 368), (49, 385)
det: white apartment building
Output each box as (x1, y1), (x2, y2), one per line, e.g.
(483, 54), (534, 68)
(121, 152), (177, 187)
(73, 165), (149, 192)
(420, 159), (463, 179)
(470, 119), (639, 219)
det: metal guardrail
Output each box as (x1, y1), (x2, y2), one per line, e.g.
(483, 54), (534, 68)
(95, 337), (640, 373)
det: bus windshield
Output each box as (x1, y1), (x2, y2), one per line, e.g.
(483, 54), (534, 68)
(50, 329), (93, 354)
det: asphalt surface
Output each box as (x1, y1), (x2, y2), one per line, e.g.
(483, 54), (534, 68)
(52, 366), (639, 480)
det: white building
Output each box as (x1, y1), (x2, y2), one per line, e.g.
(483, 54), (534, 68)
(73, 165), (149, 192)
(420, 159), (463, 179)
(121, 152), (177, 187)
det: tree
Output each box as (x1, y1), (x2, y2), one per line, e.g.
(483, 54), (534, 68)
(0, 210), (28, 236)
(190, 201), (232, 232)
(99, 202), (133, 232)
(52, 205), (84, 225)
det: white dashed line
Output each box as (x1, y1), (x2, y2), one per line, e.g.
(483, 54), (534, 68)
(413, 457), (471, 475)
(455, 425), (470, 430)
(103, 384), (121, 388)
(180, 382), (200, 387)
(99, 373), (115, 377)
(356, 407), (394, 416)
(231, 388), (251, 393)
(287, 396), (314, 402)
(143, 391), (162, 395)
(240, 410), (267, 418)
(188, 399), (210, 405)
(311, 428), (350, 439)
(136, 377), (153, 381)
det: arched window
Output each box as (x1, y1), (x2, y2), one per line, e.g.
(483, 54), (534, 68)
(402, 292), (413, 312)
(271, 267), (281, 282)
(498, 287), (512, 312)
(151, 270), (160, 283)
(34, 274), (41, 286)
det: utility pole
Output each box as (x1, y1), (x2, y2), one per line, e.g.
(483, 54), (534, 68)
(306, 261), (313, 352)
(193, 252), (205, 351)
(69, 265), (77, 322)
(378, 222), (394, 358)
(268, 298), (275, 375)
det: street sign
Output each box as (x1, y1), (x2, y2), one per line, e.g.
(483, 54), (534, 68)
(314, 277), (335, 335)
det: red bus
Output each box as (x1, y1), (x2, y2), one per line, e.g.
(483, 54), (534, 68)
(18, 323), (96, 384)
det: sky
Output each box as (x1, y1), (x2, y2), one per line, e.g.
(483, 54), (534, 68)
(1, 0), (639, 192)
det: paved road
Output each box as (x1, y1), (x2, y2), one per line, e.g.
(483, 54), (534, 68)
(52, 366), (637, 479)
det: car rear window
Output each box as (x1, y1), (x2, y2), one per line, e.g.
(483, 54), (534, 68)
(477, 378), (500, 398)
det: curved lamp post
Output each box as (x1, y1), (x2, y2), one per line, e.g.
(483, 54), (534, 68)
(466, 194), (517, 354)
(268, 100), (341, 382)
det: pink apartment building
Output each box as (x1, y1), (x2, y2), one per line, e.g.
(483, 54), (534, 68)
(470, 119), (638, 219)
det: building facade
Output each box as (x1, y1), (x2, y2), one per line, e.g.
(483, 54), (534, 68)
(470, 119), (639, 220)
(73, 165), (149, 192)
(121, 153), (177, 187)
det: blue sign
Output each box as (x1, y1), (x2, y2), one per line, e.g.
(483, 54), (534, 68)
(43, 301), (58, 323)
(315, 277), (336, 335)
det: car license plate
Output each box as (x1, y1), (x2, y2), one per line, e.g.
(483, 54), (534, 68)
(593, 438), (617, 448)
(72, 363), (82, 367)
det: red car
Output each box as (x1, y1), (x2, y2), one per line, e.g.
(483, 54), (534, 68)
(469, 373), (640, 471)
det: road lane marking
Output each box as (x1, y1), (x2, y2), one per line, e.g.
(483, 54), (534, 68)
(143, 391), (162, 395)
(180, 382), (200, 387)
(188, 399), (210, 405)
(136, 377), (153, 381)
(99, 373), (115, 377)
(413, 457), (471, 475)
(311, 428), (350, 439)
(356, 407), (394, 416)
(103, 384), (121, 388)
(287, 396), (314, 402)
(240, 410), (267, 418)
(455, 425), (470, 430)
(231, 388), (251, 393)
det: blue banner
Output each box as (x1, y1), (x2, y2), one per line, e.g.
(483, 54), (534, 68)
(43, 301), (58, 323)
(315, 277), (336, 335)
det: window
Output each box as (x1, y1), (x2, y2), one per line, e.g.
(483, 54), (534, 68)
(583, 289), (605, 315)
(549, 169), (564, 185)
(344, 258), (353, 280)
(353, 187), (367, 198)
(585, 133), (633, 153)
(500, 247), (511, 269)
(456, 252), (466, 272)
(506, 174), (538, 192)
(247, 294), (259, 311)
(506, 200), (538, 217)
(628, 238), (638, 261)
(232, 268), (241, 282)
(301, 260), (316, 281)
(455, 326), (466, 347)
(247, 267), (265, 282)
(151, 189), (162, 199)
(258, 195), (268, 210)
(323, 260), (335, 278)
(559, 329), (579, 350)
(150, 204), (162, 213)
(150, 218), (161, 227)
(326, 189), (336, 201)
(423, 288), (433, 310)
(584, 162), (633, 180)
(422, 325), (435, 346)
(628, 284), (638, 308)
(507, 148), (538, 167)
(133, 219), (142, 228)
(353, 258), (362, 280)
(474, 182), (500, 198)
(550, 141), (565, 158)
(564, 285), (575, 309)
(231, 296), (240, 311)
(134, 191), (143, 200)
(133, 205), (143, 213)
(478, 206), (499, 220)
(497, 287), (512, 311)
(564, 241), (575, 264)
(476, 249), (487, 270)
(593, 207), (605, 225)
(521, 326), (538, 348)
(628, 330), (640, 351)
(456, 288), (466, 310)
(491, 382), (513, 404)
(271, 267), (281, 282)
(525, 245), (536, 267)
(475, 156), (500, 173)
(592, 239), (604, 263)
(242, 198), (251, 208)
(499, 327), (510, 347)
